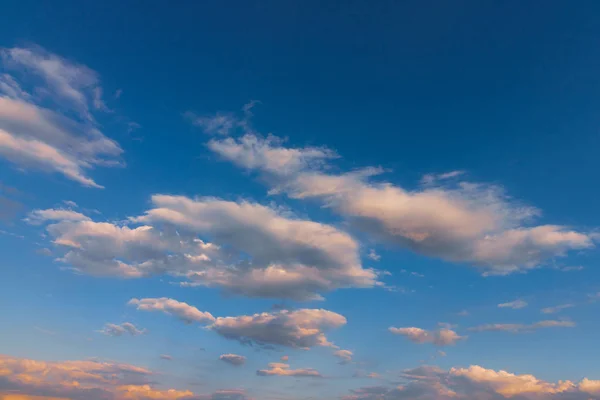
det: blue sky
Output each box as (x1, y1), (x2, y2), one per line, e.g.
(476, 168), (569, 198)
(1, 2), (600, 400)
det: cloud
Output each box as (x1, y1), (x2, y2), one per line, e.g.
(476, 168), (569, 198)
(209, 308), (346, 349)
(280, 356), (289, 362)
(334, 349), (353, 364)
(0, 73), (30, 100)
(186, 111), (239, 136)
(159, 355), (172, 361)
(469, 319), (575, 333)
(98, 322), (146, 337)
(367, 249), (380, 261)
(62, 200), (78, 208)
(389, 327), (464, 346)
(128, 298), (215, 324)
(0, 354), (253, 400)
(186, 100), (260, 136)
(0, 354), (151, 399)
(206, 126), (594, 275)
(344, 364), (600, 400)
(24, 208), (91, 224)
(133, 195), (378, 300)
(219, 354), (246, 366)
(541, 304), (574, 314)
(0, 46), (124, 187)
(2, 46), (103, 120)
(207, 134), (337, 176)
(30, 193), (378, 300)
(420, 170), (465, 186)
(256, 362), (321, 378)
(498, 300), (528, 309)
(558, 265), (584, 272)
(127, 298), (346, 350)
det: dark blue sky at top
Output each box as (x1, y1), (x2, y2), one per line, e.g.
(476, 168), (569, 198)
(2, 1), (600, 223)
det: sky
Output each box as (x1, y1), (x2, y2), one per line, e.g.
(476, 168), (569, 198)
(1, 1), (600, 400)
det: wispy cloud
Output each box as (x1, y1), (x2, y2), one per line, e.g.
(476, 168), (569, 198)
(98, 322), (146, 337)
(541, 304), (575, 314)
(0, 45), (124, 187)
(257, 362), (322, 378)
(469, 319), (575, 333)
(498, 299), (528, 309)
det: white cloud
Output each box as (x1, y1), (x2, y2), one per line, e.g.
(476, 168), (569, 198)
(389, 326), (464, 346)
(219, 354), (247, 366)
(209, 308), (346, 349)
(334, 349), (353, 364)
(206, 129), (595, 275)
(159, 354), (172, 361)
(541, 304), (574, 314)
(208, 134), (337, 176)
(24, 208), (90, 224)
(257, 362), (321, 378)
(0, 46), (123, 187)
(30, 193), (378, 300)
(98, 322), (146, 336)
(498, 299), (528, 309)
(134, 195), (378, 300)
(128, 297), (215, 324)
(469, 319), (575, 333)
(2, 46), (103, 121)
(127, 298), (346, 350)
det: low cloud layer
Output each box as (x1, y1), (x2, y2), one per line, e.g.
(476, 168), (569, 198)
(0, 354), (252, 400)
(344, 364), (600, 400)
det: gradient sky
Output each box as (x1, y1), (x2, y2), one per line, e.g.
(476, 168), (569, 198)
(1, 2), (600, 400)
